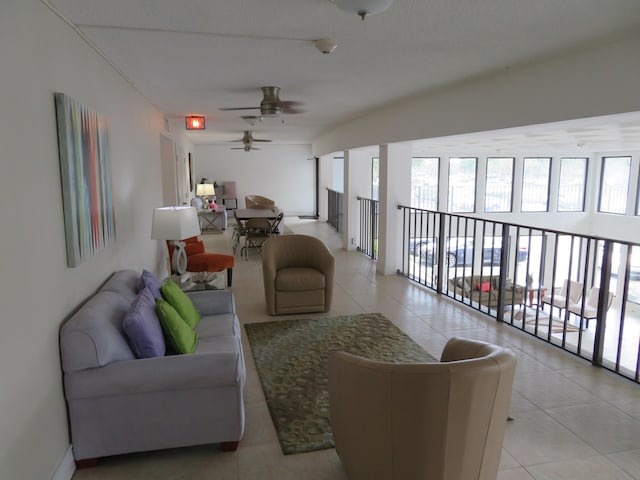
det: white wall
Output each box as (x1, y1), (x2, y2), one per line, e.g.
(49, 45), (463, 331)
(0, 1), (172, 478)
(194, 144), (314, 216)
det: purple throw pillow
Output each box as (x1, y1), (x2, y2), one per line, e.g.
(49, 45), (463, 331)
(136, 269), (162, 299)
(123, 287), (166, 358)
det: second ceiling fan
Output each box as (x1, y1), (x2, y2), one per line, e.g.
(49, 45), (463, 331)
(230, 130), (271, 152)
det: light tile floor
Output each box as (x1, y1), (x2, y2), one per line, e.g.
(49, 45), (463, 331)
(73, 218), (640, 480)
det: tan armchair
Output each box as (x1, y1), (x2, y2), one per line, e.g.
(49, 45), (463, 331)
(328, 337), (517, 480)
(245, 194), (275, 209)
(261, 234), (335, 315)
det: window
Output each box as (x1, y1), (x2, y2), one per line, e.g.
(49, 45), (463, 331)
(371, 157), (379, 200)
(411, 157), (439, 209)
(599, 156), (631, 214)
(521, 157), (550, 212)
(448, 157), (476, 212)
(485, 157), (514, 212)
(558, 158), (587, 212)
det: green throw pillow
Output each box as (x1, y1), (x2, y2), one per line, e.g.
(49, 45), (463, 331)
(160, 279), (201, 329)
(155, 299), (198, 354)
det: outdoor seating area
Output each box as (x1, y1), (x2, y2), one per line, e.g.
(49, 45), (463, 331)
(448, 275), (525, 308)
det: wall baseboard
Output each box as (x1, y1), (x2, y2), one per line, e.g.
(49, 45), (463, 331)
(51, 446), (75, 480)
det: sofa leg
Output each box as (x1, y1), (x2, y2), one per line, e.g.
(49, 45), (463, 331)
(75, 458), (98, 468)
(220, 441), (239, 452)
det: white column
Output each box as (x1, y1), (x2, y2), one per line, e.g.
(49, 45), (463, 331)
(378, 143), (412, 275)
(344, 149), (376, 251)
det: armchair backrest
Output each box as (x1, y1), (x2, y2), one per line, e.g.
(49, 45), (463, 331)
(328, 337), (517, 480)
(245, 194), (275, 209)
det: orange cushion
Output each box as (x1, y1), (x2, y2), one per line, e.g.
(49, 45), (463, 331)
(187, 253), (235, 273)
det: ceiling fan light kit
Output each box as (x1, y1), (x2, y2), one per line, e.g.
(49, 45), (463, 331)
(314, 38), (338, 54)
(332, 0), (394, 19)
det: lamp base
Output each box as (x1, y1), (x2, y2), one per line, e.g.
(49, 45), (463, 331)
(171, 272), (191, 285)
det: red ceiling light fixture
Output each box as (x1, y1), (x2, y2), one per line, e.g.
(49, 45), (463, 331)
(185, 116), (206, 130)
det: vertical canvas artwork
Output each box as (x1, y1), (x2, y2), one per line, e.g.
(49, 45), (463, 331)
(55, 92), (115, 267)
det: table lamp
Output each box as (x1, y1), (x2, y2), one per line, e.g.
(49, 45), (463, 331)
(196, 183), (215, 209)
(151, 206), (201, 277)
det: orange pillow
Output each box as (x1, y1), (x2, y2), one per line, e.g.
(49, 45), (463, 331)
(476, 281), (492, 292)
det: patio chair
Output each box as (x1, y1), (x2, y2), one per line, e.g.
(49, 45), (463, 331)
(568, 286), (615, 328)
(541, 279), (583, 313)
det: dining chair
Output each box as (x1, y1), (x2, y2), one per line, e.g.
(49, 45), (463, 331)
(243, 218), (272, 260)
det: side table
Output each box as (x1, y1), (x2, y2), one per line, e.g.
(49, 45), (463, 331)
(198, 207), (227, 233)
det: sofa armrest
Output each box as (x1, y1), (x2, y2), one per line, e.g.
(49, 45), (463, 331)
(186, 289), (236, 316)
(65, 347), (244, 400)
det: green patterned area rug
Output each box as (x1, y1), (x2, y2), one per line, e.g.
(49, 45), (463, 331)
(244, 313), (436, 455)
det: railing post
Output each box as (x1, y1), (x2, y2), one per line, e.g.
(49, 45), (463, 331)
(496, 226), (510, 321)
(436, 213), (445, 294)
(593, 240), (613, 365)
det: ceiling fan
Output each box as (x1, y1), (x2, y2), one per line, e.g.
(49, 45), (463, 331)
(230, 130), (271, 151)
(231, 144), (261, 152)
(232, 130), (272, 144)
(220, 86), (304, 117)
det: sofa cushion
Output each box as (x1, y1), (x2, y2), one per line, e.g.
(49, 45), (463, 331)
(122, 288), (166, 358)
(155, 299), (198, 354)
(194, 313), (240, 338)
(136, 269), (163, 299)
(275, 267), (325, 292)
(161, 280), (201, 328)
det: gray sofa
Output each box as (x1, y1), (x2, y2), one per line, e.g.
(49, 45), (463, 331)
(59, 269), (245, 464)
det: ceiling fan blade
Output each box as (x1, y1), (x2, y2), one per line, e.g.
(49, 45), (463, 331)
(219, 107), (259, 111)
(281, 101), (305, 114)
(252, 139), (272, 143)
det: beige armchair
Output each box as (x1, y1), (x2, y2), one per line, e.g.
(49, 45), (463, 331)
(328, 337), (517, 480)
(245, 194), (275, 209)
(261, 234), (335, 315)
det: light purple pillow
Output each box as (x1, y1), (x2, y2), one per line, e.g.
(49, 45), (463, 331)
(123, 287), (166, 358)
(136, 269), (162, 299)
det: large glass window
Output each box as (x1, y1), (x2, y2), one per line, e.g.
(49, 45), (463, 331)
(558, 158), (587, 212)
(448, 158), (477, 213)
(371, 157), (379, 200)
(521, 157), (551, 212)
(411, 157), (439, 209)
(485, 157), (514, 212)
(599, 156), (631, 214)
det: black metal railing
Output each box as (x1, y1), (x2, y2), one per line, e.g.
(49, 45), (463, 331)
(357, 196), (378, 260)
(397, 205), (640, 383)
(327, 188), (343, 233)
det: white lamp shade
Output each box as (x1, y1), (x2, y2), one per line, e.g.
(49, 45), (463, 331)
(151, 206), (201, 241)
(196, 183), (215, 197)
(333, 0), (394, 16)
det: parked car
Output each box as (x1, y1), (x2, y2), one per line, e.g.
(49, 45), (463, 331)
(410, 237), (528, 267)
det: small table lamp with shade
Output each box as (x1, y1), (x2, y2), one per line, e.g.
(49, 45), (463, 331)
(196, 182), (216, 210)
(151, 206), (201, 281)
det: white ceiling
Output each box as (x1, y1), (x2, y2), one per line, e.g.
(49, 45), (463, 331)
(46, 0), (640, 151)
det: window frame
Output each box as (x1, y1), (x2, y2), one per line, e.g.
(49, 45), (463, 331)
(447, 157), (478, 213)
(521, 157), (551, 212)
(484, 157), (515, 213)
(557, 157), (588, 212)
(598, 155), (631, 215)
